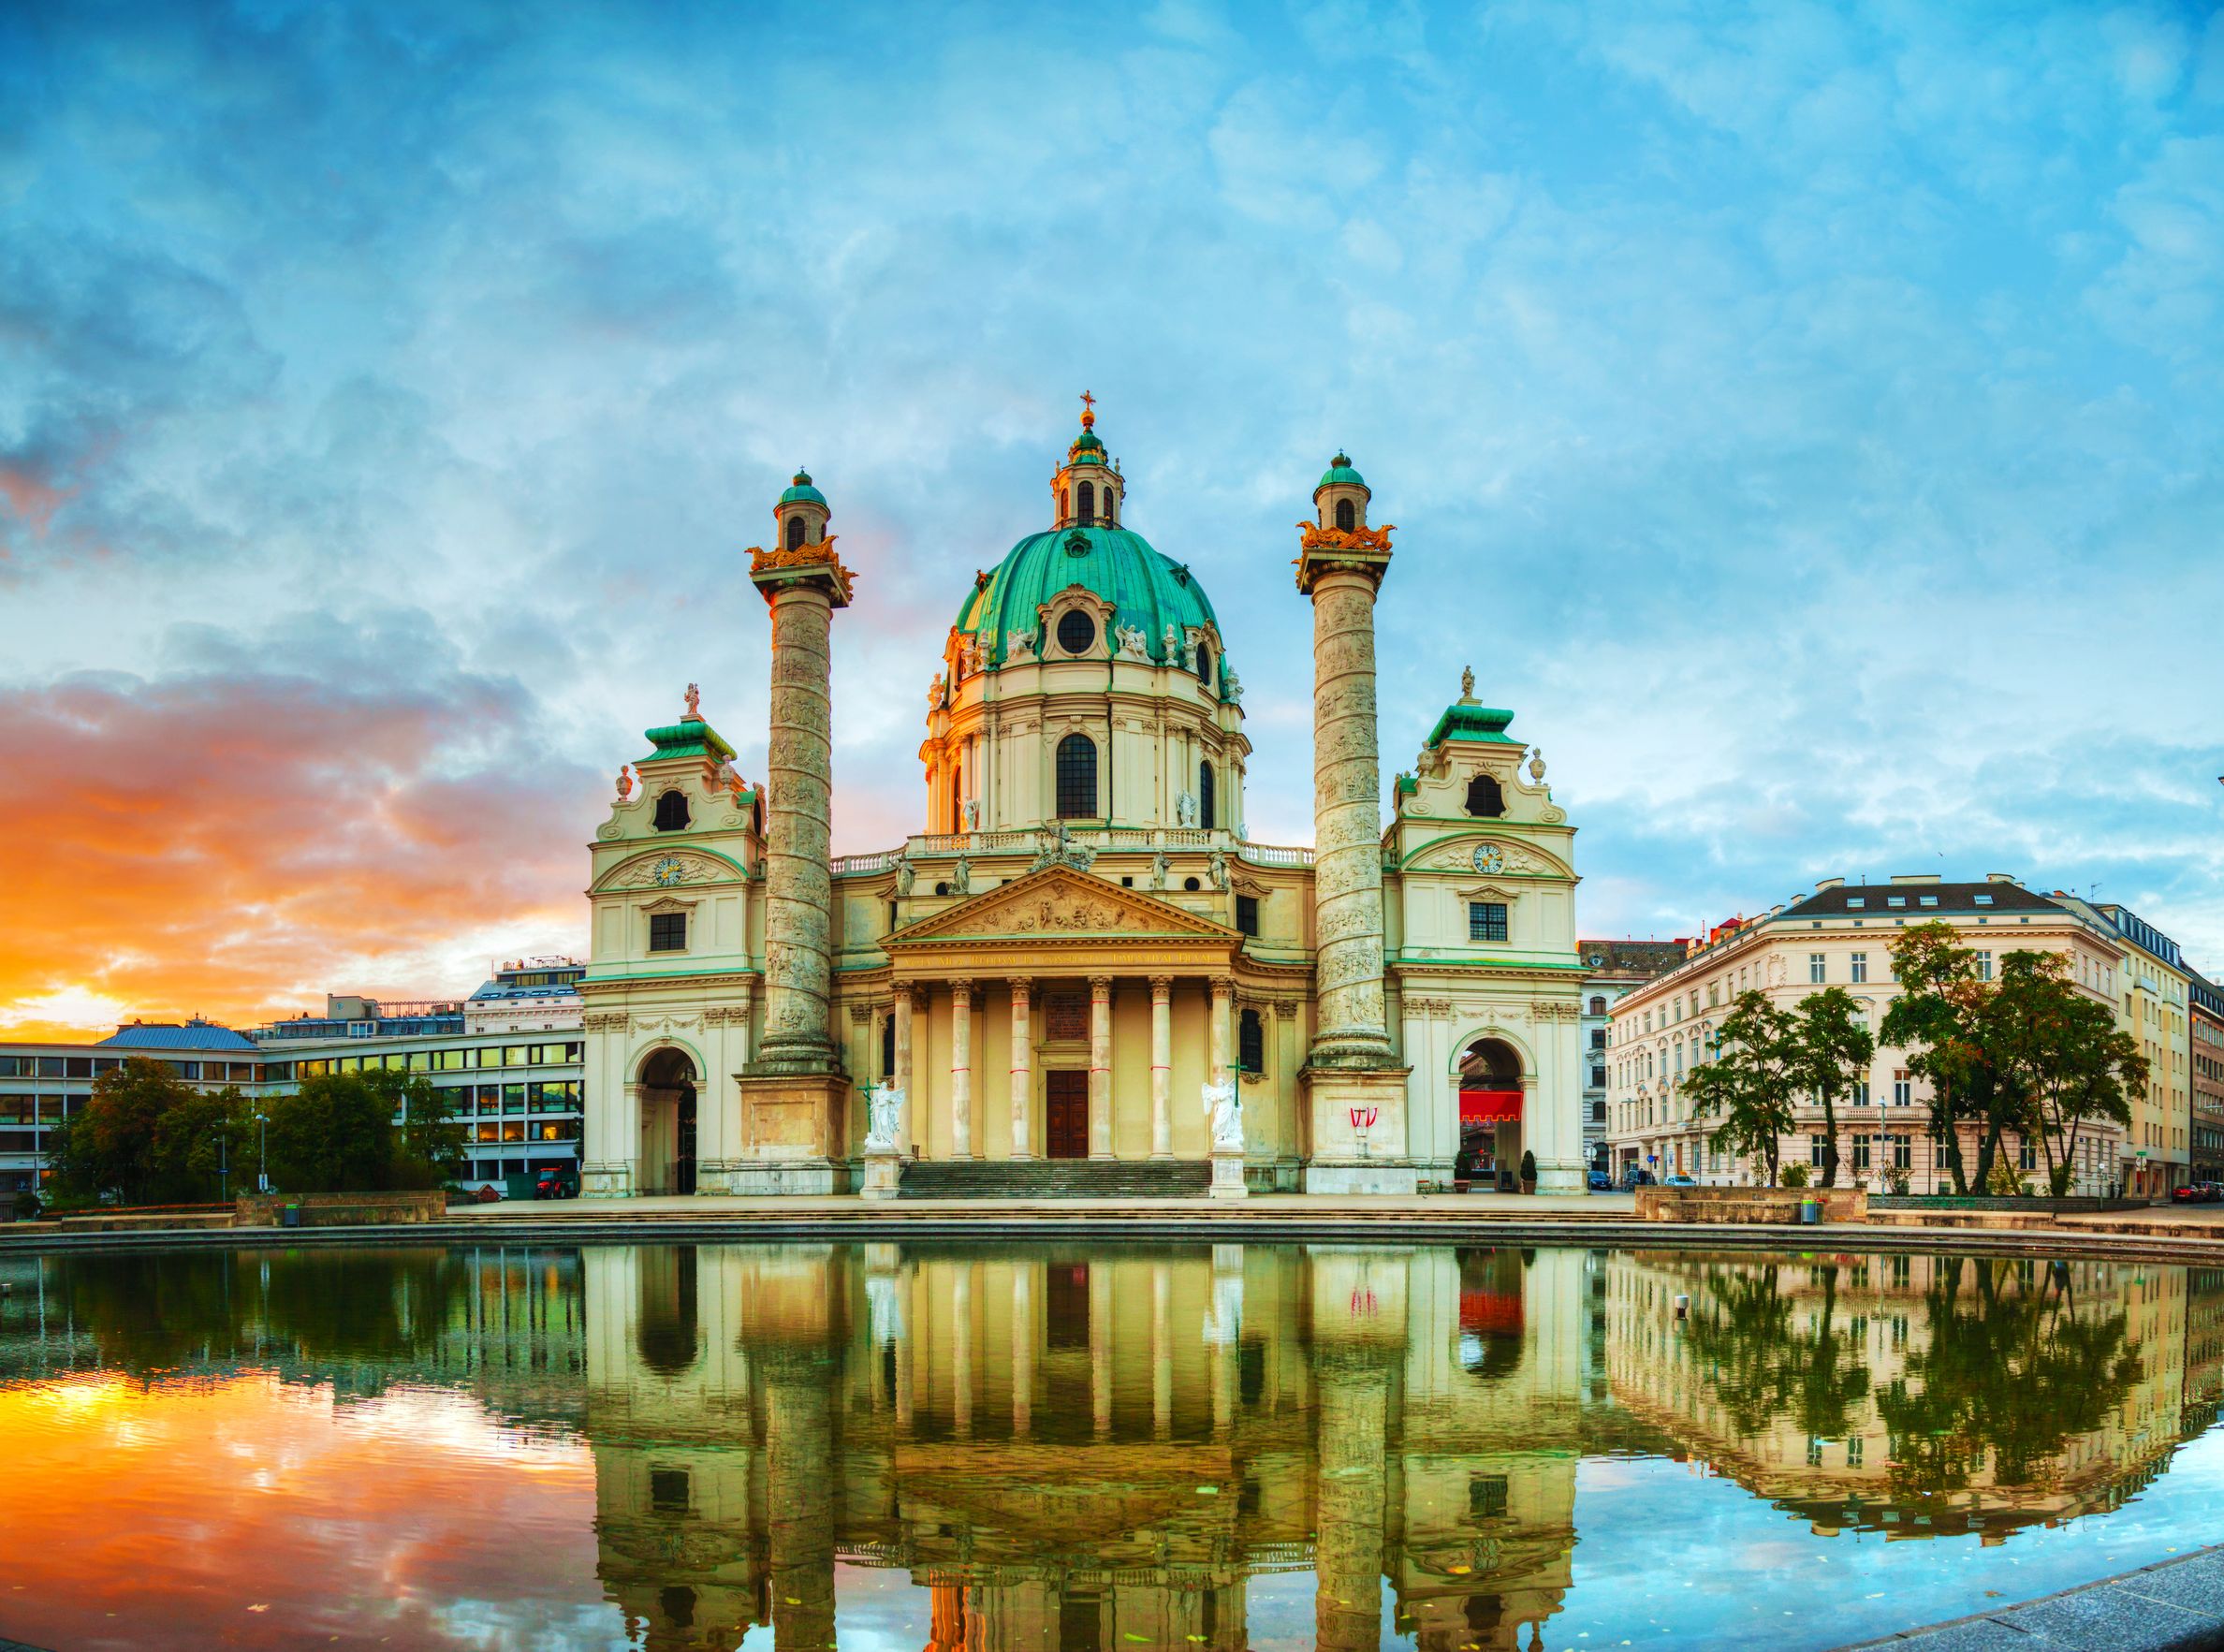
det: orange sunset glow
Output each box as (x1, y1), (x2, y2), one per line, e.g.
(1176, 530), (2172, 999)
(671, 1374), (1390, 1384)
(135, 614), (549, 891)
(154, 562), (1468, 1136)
(0, 1372), (608, 1650)
(0, 664), (599, 1042)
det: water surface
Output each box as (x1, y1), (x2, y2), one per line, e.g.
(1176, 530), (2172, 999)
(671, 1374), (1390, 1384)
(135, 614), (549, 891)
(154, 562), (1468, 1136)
(0, 1240), (2218, 1650)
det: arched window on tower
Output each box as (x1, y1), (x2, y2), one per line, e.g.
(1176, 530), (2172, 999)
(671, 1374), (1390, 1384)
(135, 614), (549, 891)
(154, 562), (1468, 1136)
(1076, 480), (1095, 523)
(1465, 773), (1505, 818)
(1055, 734), (1097, 819)
(951, 761), (963, 833)
(881, 1014), (896, 1080)
(1238, 1007), (1264, 1075)
(1195, 641), (1213, 685)
(1060, 488), (1070, 522)
(653, 790), (691, 832)
(785, 514), (807, 551)
(1103, 488), (1115, 527)
(1336, 497), (1356, 532)
(1198, 760), (1216, 831)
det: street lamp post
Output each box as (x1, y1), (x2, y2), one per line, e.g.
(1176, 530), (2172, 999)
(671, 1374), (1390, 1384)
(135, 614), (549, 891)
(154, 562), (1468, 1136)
(256, 1112), (269, 1194)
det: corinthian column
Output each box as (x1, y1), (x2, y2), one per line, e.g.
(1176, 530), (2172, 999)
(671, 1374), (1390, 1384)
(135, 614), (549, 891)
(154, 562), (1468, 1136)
(951, 981), (974, 1159)
(1299, 539), (1397, 1070)
(1088, 975), (1114, 1160)
(1149, 975), (1173, 1159)
(1008, 977), (1034, 1160)
(750, 522), (852, 1075)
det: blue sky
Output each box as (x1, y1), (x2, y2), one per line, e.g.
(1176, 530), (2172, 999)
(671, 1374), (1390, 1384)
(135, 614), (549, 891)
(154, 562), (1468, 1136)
(3, 0), (2222, 1025)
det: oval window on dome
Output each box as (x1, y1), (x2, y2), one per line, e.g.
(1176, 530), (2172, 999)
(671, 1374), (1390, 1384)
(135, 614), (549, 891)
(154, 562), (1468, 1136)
(1056, 610), (1096, 656)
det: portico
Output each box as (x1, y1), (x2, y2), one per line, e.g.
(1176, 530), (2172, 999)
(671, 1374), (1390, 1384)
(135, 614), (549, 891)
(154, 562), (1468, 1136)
(881, 868), (1248, 1166)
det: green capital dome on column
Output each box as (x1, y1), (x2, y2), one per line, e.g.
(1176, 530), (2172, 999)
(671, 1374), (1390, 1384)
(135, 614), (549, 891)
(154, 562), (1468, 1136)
(779, 469), (828, 507)
(1315, 451), (1368, 496)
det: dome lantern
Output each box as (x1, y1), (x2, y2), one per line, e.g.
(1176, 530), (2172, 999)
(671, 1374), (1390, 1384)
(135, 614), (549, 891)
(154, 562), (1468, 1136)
(1313, 450), (1370, 534)
(1051, 390), (1125, 530)
(774, 468), (831, 552)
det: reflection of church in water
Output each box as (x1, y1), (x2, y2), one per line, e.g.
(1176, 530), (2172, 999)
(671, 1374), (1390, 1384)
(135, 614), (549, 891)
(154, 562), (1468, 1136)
(582, 1243), (1592, 1651)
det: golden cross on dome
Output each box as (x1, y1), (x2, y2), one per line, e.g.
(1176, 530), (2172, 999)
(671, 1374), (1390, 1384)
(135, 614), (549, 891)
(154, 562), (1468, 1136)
(1078, 388), (1096, 427)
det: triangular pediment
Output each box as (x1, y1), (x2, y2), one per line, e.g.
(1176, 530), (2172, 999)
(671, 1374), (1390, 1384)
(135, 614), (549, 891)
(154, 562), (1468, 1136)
(886, 864), (1236, 945)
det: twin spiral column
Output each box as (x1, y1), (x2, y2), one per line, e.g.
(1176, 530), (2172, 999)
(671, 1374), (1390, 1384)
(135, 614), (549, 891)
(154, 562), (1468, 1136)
(735, 477), (857, 1193)
(1295, 461), (1416, 1193)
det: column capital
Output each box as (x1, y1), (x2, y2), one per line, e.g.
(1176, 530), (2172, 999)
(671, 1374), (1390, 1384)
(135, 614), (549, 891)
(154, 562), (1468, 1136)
(1209, 977), (1236, 1001)
(1006, 976), (1033, 998)
(952, 979), (974, 1005)
(1088, 974), (1113, 994)
(1149, 974), (1174, 997)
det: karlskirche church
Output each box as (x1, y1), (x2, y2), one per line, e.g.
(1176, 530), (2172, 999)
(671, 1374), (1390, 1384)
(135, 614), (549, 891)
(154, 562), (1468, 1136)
(578, 404), (1585, 1198)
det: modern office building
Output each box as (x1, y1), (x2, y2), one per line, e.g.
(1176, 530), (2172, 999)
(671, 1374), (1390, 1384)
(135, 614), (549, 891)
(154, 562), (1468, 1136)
(0, 959), (587, 1196)
(0, 1019), (280, 1197)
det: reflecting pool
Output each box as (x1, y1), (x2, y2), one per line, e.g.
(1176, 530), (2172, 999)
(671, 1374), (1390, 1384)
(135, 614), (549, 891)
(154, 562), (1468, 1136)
(1, 1242), (2219, 1650)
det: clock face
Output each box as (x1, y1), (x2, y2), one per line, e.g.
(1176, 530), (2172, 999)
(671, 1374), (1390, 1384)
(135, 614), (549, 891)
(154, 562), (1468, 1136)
(651, 856), (685, 887)
(1471, 843), (1505, 875)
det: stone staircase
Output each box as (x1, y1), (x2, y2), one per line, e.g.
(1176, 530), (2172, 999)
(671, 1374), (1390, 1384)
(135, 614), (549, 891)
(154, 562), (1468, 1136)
(897, 1159), (1213, 1200)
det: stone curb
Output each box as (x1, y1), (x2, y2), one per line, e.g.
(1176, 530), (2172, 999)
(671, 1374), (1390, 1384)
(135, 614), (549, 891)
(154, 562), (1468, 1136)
(5, 1213), (2224, 1265)
(1836, 1544), (2224, 1651)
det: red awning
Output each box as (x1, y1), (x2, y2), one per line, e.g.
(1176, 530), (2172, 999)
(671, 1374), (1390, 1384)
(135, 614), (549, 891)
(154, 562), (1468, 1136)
(1459, 1089), (1523, 1127)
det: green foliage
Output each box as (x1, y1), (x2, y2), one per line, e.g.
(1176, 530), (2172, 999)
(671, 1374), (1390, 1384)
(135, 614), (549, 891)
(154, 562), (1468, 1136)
(1779, 1162), (1811, 1189)
(39, 1059), (251, 1206)
(1877, 1257), (2143, 1496)
(1882, 924), (1984, 1193)
(1882, 927), (2143, 1197)
(1985, 1153), (2026, 1196)
(1678, 1262), (1871, 1442)
(1791, 987), (1877, 1189)
(261, 1069), (465, 1195)
(1685, 991), (1802, 1187)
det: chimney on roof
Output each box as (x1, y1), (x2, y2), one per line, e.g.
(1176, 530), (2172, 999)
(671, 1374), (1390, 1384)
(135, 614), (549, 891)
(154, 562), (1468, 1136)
(1890, 873), (1943, 885)
(1816, 877), (1845, 891)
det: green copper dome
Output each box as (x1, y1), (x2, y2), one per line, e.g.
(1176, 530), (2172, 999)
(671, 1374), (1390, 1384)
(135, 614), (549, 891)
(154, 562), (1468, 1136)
(779, 469), (828, 507)
(1315, 451), (1367, 494)
(954, 524), (1224, 680)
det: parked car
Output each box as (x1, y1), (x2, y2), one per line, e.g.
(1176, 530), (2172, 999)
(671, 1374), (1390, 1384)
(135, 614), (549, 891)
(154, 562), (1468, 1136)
(2171, 1181), (2222, 1205)
(1618, 1168), (1655, 1190)
(1661, 1174), (1700, 1188)
(1587, 1169), (1613, 1191)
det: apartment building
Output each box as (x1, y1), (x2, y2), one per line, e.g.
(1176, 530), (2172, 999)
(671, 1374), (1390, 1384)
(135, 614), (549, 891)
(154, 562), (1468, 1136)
(1604, 874), (2129, 1194)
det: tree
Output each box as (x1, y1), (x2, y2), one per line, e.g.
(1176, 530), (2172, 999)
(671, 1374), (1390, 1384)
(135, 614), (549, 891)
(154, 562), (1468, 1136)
(1790, 987), (1876, 1189)
(1686, 991), (1803, 1187)
(263, 1069), (465, 1194)
(1881, 925), (1984, 1193)
(1985, 951), (2144, 1196)
(373, 1068), (467, 1190)
(41, 1058), (247, 1206)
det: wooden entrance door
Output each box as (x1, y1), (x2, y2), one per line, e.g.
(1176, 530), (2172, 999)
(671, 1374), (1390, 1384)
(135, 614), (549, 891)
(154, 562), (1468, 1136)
(1046, 1070), (1089, 1159)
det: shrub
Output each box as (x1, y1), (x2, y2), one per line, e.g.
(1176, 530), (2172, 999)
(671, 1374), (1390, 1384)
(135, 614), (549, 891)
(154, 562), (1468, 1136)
(1780, 1162), (1812, 1189)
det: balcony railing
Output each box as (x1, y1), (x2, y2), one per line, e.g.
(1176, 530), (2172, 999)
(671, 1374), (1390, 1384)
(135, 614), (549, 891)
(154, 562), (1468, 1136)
(828, 827), (1318, 875)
